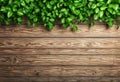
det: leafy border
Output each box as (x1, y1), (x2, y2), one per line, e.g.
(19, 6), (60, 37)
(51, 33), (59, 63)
(0, 0), (120, 31)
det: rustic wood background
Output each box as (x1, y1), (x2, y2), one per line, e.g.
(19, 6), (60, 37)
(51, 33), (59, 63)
(0, 23), (120, 82)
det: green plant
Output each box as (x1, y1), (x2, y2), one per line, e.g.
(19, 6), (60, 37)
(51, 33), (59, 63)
(88, 0), (120, 27)
(0, 0), (120, 31)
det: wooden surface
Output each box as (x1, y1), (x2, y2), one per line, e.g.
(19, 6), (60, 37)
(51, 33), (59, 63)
(0, 24), (120, 82)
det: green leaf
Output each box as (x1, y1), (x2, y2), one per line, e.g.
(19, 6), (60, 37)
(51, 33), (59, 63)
(95, 8), (99, 13)
(61, 18), (65, 24)
(107, 0), (112, 4)
(7, 11), (13, 18)
(94, 14), (98, 20)
(107, 21), (114, 27)
(17, 11), (23, 16)
(99, 11), (104, 18)
(47, 22), (54, 31)
(72, 25), (78, 31)
(100, 6), (107, 11)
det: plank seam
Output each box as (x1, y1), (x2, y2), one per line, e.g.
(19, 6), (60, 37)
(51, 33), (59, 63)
(0, 65), (120, 67)
(0, 48), (120, 49)
(0, 37), (120, 38)
(0, 54), (120, 56)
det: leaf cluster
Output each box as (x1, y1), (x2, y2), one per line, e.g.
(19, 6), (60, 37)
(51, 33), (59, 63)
(0, 0), (120, 31)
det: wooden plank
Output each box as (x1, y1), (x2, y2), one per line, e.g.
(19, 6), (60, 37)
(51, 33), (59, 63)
(0, 49), (120, 55)
(0, 25), (119, 38)
(0, 55), (119, 65)
(0, 38), (120, 48)
(0, 66), (120, 76)
(0, 76), (120, 82)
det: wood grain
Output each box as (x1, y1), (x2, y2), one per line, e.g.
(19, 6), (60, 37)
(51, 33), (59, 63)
(0, 25), (119, 38)
(0, 55), (119, 65)
(0, 76), (120, 82)
(0, 38), (120, 48)
(0, 66), (120, 77)
(0, 24), (119, 81)
(0, 49), (119, 55)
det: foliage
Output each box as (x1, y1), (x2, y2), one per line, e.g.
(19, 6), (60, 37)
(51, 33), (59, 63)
(0, 0), (120, 31)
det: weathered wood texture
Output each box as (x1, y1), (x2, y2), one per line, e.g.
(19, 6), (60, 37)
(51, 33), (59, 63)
(0, 24), (120, 82)
(0, 38), (120, 48)
(0, 49), (120, 55)
(0, 55), (120, 65)
(0, 66), (120, 77)
(0, 25), (119, 38)
(0, 77), (120, 82)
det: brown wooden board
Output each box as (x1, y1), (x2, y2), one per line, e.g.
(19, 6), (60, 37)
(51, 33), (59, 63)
(0, 76), (120, 82)
(0, 66), (120, 77)
(0, 25), (119, 38)
(0, 49), (119, 55)
(0, 55), (119, 66)
(0, 24), (120, 82)
(0, 38), (120, 48)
